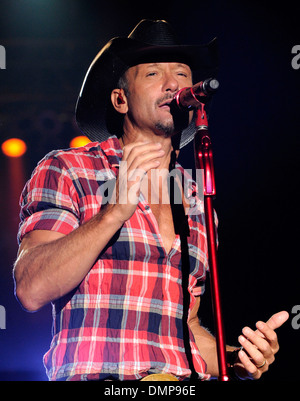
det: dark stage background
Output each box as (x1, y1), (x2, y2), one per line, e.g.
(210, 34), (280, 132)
(0, 0), (299, 382)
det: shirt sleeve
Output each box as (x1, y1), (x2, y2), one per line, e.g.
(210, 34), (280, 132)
(190, 281), (206, 297)
(17, 153), (80, 244)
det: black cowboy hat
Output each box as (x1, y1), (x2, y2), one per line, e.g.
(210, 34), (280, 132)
(75, 19), (218, 148)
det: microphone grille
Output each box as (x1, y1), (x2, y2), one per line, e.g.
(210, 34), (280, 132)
(208, 78), (219, 90)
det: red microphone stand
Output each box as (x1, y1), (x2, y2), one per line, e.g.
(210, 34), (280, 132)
(194, 104), (229, 381)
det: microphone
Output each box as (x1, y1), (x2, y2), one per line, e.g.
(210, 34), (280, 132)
(172, 78), (219, 110)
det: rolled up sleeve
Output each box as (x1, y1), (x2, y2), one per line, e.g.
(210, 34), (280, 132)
(18, 153), (80, 244)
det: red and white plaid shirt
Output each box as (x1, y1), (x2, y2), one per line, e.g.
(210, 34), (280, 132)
(18, 136), (211, 381)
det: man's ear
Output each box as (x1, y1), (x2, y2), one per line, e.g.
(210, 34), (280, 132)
(111, 89), (128, 114)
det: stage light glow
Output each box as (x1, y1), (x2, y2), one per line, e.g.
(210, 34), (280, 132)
(70, 135), (90, 148)
(1, 138), (27, 157)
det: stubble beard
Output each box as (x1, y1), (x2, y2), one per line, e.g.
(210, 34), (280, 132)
(154, 94), (190, 138)
(154, 120), (177, 138)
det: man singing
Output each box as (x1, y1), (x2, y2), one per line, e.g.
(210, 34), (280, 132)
(13, 19), (288, 381)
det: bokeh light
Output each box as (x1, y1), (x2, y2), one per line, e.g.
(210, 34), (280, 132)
(1, 138), (27, 157)
(69, 135), (90, 148)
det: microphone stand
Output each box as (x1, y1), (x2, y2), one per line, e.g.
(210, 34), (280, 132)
(194, 103), (229, 381)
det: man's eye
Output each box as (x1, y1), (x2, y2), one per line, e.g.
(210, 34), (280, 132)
(146, 72), (157, 77)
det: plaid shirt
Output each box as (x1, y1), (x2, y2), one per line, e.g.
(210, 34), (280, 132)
(18, 136), (211, 381)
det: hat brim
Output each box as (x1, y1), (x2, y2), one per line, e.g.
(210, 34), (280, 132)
(75, 36), (218, 148)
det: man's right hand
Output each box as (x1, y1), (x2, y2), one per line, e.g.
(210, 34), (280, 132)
(110, 141), (165, 223)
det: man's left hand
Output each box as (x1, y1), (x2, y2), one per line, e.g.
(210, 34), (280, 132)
(233, 311), (289, 380)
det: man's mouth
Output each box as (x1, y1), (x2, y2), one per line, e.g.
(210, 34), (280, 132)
(158, 99), (173, 109)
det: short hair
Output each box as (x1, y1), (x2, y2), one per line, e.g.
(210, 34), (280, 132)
(117, 71), (130, 97)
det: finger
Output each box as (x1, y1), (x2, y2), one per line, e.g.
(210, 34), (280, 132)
(127, 160), (160, 182)
(123, 141), (162, 166)
(238, 334), (263, 360)
(125, 149), (164, 177)
(128, 148), (165, 174)
(122, 141), (150, 168)
(253, 311), (289, 340)
(264, 311), (289, 331)
(238, 332), (272, 364)
(239, 329), (274, 364)
(255, 321), (279, 352)
(119, 142), (163, 177)
(122, 140), (151, 156)
(238, 349), (261, 379)
(242, 326), (272, 352)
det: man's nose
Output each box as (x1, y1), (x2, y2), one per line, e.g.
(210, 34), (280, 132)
(162, 73), (179, 93)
